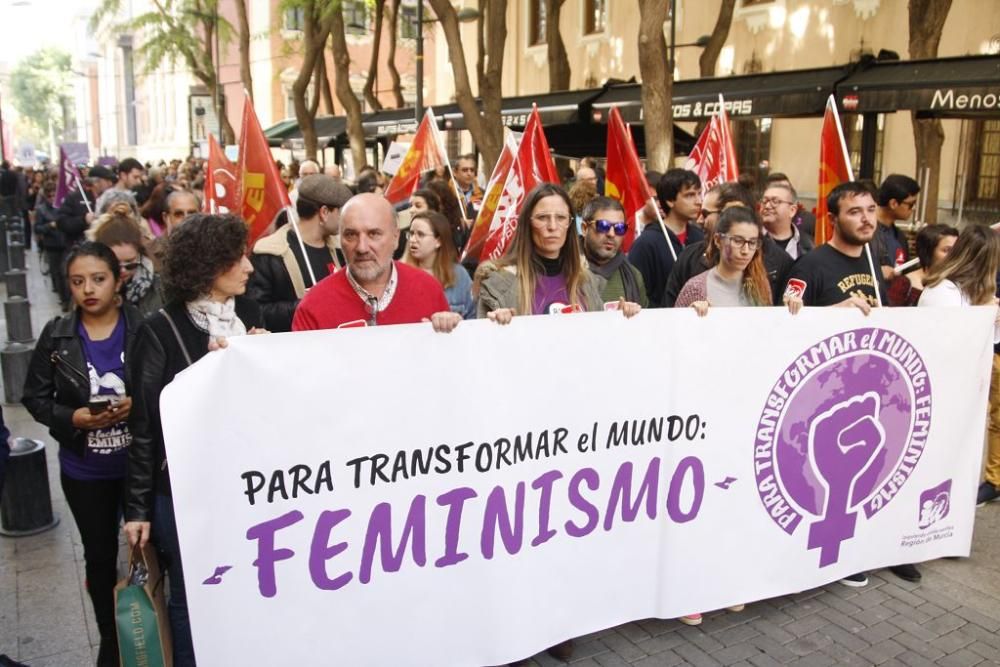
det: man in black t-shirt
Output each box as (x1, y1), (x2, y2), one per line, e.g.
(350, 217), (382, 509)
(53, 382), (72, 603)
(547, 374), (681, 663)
(784, 181), (886, 314)
(248, 175), (352, 331)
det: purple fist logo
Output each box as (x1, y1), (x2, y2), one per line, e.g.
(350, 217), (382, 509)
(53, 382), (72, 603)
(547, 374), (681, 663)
(754, 329), (932, 567)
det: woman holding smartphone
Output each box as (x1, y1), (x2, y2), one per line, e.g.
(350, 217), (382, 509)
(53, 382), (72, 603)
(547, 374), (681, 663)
(23, 241), (142, 667)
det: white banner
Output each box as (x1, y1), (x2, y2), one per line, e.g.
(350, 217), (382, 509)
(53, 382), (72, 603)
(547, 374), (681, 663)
(161, 307), (994, 666)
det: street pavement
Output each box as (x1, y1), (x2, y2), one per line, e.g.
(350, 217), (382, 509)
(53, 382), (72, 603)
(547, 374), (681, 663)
(1, 253), (999, 666)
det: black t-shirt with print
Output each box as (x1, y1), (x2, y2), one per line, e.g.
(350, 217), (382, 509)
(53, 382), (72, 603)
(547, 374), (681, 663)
(784, 243), (887, 307)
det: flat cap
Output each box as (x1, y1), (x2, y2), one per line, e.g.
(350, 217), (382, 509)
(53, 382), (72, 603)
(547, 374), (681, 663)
(298, 174), (353, 208)
(87, 165), (116, 182)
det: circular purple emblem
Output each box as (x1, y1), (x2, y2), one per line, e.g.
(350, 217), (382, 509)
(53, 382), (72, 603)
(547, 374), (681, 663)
(753, 328), (931, 566)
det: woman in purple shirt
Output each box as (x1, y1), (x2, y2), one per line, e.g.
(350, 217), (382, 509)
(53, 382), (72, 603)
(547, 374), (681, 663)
(477, 183), (640, 323)
(23, 242), (142, 667)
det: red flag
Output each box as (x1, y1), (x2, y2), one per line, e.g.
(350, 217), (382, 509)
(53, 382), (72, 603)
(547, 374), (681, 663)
(383, 109), (447, 206)
(237, 92), (291, 246)
(204, 134), (238, 214)
(462, 131), (519, 262)
(605, 107), (652, 252)
(683, 95), (739, 199)
(815, 95), (854, 245)
(476, 106), (559, 262)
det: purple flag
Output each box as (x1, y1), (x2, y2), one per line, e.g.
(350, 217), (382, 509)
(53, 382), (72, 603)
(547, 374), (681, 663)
(55, 146), (83, 207)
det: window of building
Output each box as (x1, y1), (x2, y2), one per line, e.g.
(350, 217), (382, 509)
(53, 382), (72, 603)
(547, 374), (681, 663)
(733, 117), (772, 197)
(399, 5), (418, 40)
(584, 0), (606, 35)
(284, 7), (305, 32)
(845, 113), (885, 185)
(344, 1), (368, 35)
(972, 120), (1000, 205)
(529, 0), (546, 46)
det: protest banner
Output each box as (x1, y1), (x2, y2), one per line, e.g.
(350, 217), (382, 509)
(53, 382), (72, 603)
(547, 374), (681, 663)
(162, 307), (993, 666)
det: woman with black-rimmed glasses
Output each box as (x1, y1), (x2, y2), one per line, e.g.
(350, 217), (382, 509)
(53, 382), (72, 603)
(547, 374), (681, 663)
(675, 206), (797, 316)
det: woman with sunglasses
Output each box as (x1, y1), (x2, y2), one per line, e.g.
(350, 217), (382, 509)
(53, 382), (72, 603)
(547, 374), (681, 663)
(403, 210), (475, 319)
(675, 206), (781, 316)
(478, 184), (638, 323)
(23, 242), (142, 666)
(94, 212), (165, 317)
(124, 214), (264, 666)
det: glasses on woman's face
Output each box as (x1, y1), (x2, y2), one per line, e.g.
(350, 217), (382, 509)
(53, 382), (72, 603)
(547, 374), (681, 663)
(720, 234), (760, 251)
(120, 261), (141, 272)
(531, 213), (571, 228)
(592, 219), (629, 236)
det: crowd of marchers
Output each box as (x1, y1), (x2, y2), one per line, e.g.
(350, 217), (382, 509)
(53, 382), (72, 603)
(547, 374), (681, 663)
(1, 153), (999, 667)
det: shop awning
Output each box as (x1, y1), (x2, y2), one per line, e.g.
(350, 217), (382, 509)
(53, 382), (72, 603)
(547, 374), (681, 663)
(263, 118), (299, 148)
(281, 116), (348, 149)
(836, 55), (1000, 117)
(591, 65), (852, 123)
(434, 87), (606, 131)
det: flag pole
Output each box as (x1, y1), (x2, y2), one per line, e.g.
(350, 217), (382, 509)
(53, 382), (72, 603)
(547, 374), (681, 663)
(427, 107), (470, 224)
(283, 203), (319, 288)
(830, 95), (882, 308)
(76, 173), (94, 215)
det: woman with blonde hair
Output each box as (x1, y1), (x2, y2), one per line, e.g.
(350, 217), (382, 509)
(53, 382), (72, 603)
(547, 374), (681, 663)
(920, 224), (1000, 309)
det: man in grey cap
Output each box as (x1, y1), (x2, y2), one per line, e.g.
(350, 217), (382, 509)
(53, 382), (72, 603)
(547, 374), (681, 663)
(248, 174), (353, 332)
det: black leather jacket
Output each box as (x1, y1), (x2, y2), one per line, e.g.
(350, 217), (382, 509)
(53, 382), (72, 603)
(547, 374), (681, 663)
(126, 297), (263, 521)
(22, 305), (142, 458)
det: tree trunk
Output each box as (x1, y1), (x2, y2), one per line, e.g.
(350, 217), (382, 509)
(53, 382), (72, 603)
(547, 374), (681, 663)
(319, 55), (335, 115)
(545, 0), (570, 91)
(310, 56), (322, 118)
(330, 6), (368, 172)
(476, 0), (486, 94)
(385, 0), (405, 107)
(699, 0), (736, 78)
(235, 0), (253, 101)
(363, 0), (385, 111)
(428, 0), (504, 172)
(637, 0), (673, 171)
(908, 0), (952, 224)
(293, 1), (331, 160)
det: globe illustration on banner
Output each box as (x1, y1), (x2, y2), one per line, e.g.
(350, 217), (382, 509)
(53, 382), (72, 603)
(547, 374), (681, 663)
(754, 328), (932, 567)
(777, 354), (913, 515)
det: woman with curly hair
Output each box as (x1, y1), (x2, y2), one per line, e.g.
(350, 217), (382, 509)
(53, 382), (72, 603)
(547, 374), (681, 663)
(123, 214), (263, 666)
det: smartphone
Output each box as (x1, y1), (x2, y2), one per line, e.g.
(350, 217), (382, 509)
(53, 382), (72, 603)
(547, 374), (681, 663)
(88, 398), (111, 414)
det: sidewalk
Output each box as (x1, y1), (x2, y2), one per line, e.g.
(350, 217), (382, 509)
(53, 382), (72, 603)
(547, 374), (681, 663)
(1, 256), (1000, 666)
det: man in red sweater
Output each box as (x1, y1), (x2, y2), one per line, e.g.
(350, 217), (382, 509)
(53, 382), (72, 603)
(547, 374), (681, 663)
(292, 193), (461, 332)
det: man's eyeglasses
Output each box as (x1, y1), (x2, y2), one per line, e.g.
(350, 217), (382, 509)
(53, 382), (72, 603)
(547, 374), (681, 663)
(898, 197), (918, 210)
(591, 219), (628, 236)
(760, 197), (794, 208)
(700, 208), (721, 219)
(720, 234), (760, 251)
